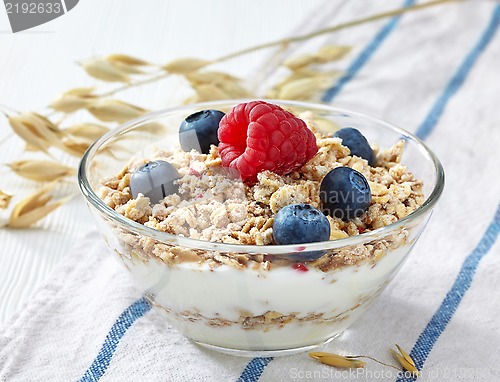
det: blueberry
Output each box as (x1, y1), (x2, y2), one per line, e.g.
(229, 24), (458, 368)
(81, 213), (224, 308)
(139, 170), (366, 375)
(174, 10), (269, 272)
(179, 109), (225, 154)
(130, 160), (179, 204)
(320, 167), (371, 221)
(273, 203), (330, 260)
(333, 127), (376, 166)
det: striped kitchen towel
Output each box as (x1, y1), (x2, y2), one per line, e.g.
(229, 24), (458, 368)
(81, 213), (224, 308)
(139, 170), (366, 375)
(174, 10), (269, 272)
(1, 1), (500, 381)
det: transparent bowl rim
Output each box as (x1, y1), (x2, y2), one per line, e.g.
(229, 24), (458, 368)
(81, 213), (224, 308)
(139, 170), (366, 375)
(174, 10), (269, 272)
(78, 99), (445, 255)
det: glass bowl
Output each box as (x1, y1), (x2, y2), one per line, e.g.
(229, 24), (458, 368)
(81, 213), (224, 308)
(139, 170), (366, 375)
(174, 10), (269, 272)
(78, 100), (444, 357)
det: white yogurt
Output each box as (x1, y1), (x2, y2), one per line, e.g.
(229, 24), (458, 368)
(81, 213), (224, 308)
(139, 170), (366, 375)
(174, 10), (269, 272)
(115, 243), (412, 353)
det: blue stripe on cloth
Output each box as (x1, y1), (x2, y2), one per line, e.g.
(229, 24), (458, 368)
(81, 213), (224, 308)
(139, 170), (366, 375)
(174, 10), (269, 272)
(322, 0), (416, 103)
(79, 297), (151, 382)
(236, 357), (274, 382)
(395, 203), (500, 382)
(415, 5), (500, 140)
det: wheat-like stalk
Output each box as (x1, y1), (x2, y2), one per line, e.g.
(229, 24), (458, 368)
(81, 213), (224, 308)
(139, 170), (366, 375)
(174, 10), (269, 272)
(309, 344), (419, 376)
(0, 190), (13, 210)
(0, 0), (456, 228)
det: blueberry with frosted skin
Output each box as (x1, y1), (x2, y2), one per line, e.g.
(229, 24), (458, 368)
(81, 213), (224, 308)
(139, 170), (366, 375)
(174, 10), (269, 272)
(333, 127), (376, 166)
(320, 166), (371, 221)
(179, 109), (225, 154)
(273, 203), (330, 261)
(130, 160), (179, 204)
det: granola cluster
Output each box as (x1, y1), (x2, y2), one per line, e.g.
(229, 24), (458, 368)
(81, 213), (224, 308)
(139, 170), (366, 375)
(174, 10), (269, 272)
(99, 115), (424, 271)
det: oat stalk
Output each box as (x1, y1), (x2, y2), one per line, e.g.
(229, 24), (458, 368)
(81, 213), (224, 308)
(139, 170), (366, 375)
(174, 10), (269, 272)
(7, 181), (74, 228)
(391, 344), (420, 377)
(309, 352), (366, 368)
(0, 190), (13, 209)
(214, 0), (456, 62)
(309, 346), (419, 377)
(346, 355), (401, 370)
(100, 72), (170, 97)
(8, 160), (76, 182)
(99, 0), (455, 98)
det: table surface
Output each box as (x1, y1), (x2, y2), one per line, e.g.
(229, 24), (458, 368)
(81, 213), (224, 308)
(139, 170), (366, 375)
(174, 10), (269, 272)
(0, 0), (345, 324)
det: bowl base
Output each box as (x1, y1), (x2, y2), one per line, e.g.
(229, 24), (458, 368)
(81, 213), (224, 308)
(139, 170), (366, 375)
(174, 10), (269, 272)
(192, 332), (343, 358)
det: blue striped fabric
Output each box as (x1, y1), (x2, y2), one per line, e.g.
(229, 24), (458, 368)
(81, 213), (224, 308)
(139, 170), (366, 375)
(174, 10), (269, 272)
(236, 358), (274, 382)
(390, 6), (500, 381)
(322, 0), (416, 102)
(395, 204), (500, 382)
(415, 5), (500, 140)
(79, 298), (151, 382)
(78, 4), (500, 382)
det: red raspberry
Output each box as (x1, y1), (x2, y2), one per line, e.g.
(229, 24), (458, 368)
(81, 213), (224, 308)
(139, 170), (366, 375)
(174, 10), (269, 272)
(292, 263), (309, 272)
(218, 101), (318, 182)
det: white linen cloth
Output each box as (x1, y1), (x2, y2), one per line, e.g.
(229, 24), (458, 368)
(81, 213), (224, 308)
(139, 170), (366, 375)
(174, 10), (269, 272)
(1, 1), (500, 381)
